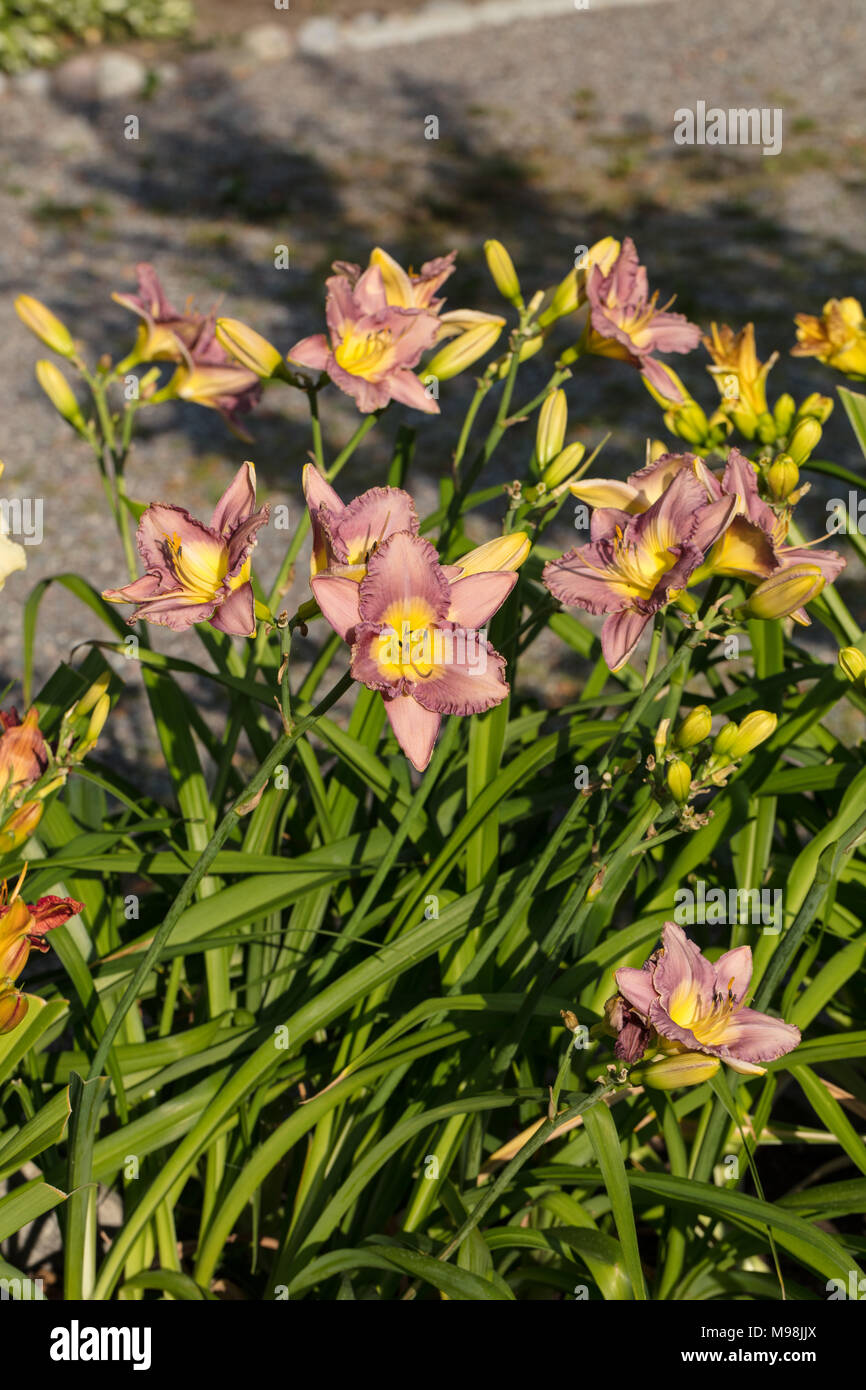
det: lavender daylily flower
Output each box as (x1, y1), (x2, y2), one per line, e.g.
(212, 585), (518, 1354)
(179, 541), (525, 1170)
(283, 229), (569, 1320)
(302, 464), (420, 582)
(288, 264), (441, 415)
(542, 468), (737, 671)
(313, 531), (516, 771)
(584, 237), (702, 398)
(614, 921), (800, 1075)
(103, 462), (268, 637)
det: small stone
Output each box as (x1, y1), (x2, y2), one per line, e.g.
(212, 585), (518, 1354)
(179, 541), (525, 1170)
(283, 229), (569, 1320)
(241, 22), (295, 63)
(12, 68), (51, 98)
(96, 53), (147, 101)
(297, 17), (342, 56)
(52, 53), (100, 101)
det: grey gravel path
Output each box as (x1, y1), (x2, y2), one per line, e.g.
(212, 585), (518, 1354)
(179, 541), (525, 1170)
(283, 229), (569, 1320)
(0, 0), (863, 775)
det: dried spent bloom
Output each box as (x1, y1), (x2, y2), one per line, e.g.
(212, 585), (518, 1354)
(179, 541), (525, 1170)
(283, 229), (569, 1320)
(792, 297), (866, 378)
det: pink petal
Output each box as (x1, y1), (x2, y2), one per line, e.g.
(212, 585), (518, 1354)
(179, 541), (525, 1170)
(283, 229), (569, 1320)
(601, 608), (651, 671)
(211, 461), (256, 536)
(386, 369), (440, 414)
(384, 693), (440, 771)
(719, 1007), (801, 1063)
(447, 572), (516, 626)
(103, 572), (165, 604)
(712, 945), (753, 1004)
(653, 922), (716, 1011)
(358, 533), (451, 626)
(327, 486), (419, 565)
(311, 574), (362, 640)
(287, 334), (331, 371)
(303, 463), (344, 517)
(210, 583), (256, 637)
(411, 638), (508, 716)
(614, 966), (658, 1016)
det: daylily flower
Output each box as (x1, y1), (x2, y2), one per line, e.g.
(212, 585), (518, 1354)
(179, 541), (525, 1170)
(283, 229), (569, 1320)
(570, 449), (845, 625)
(542, 468), (737, 670)
(288, 264), (442, 414)
(313, 531), (518, 770)
(611, 921), (800, 1076)
(0, 982), (28, 1035)
(703, 322), (778, 418)
(583, 238), (702, 398)
(0, 708), (49, 795)
(103, 462), (268, 636)
(302, 464), (420, 581)
(0, 883), (83, 982)
(792, 297), (866, 378)
(114, 264), (261, 436)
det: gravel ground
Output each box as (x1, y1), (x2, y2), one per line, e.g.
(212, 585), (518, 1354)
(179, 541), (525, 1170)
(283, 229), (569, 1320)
(0, 0), (864, 776)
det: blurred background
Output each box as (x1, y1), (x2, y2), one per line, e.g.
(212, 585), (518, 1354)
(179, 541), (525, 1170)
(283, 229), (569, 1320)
(0, 0), (864, 771)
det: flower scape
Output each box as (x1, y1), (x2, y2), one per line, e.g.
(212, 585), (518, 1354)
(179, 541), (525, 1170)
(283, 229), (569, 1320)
(3, 228), (866, 1305)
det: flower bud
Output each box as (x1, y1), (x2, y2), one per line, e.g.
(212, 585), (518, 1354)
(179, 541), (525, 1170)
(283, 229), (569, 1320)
(536, 389), (568, 467)
(712, 722), (739, 758)
(666, 758), (692, 804)
(542, 441), (586, 490)
(838, 646), (866, 687)
(73, 671), (110, 718)
(483, 239), (522, 306)
(756, 411), (778, 445)
(0, 800), (44, 854)
(425, 321), (504, 381)
(35, 361), (86, 432)
(787, 417), (822, 465)
(215, 318), (284, 378)
(796, 392), (833, 425)
(0, 983), (28, 1035)
(739, 564), (824, 621)
(727, 711), (778, 759)
(630, 1052), (721, 1090)
(729, 405), (759, 439)
(537, 269), (580, 327)
(672, 402), (710, 447)
(653, 717), (670, 762)
(673, 705), (712, 750)
(455, 532), (530, 575)
(85, 693), (111, 745)
(766, 454), (799, 502)
(772, 393), (796, 437)
(15, 295), (75, 357)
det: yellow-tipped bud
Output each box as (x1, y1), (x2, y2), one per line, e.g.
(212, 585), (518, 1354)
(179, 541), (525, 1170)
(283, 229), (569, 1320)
(666, 758), (692, 804)
(15, 295), (75, 357)
(787, 417), (822, 465)
(426, 321), (504, 381)
(35, 360), (86, 431)
(727, 711), (778, 759)
(672, 402), (710, 446)
(712, 722), (739, 758)
(649, 439), (668, 463)
(454, 532), (530, 576)
(74, 672), (110, 717)
(653, 717), (670, 762)
(536, 389), (568, 467)
(85, 692), (111, 745)
(674, 705), (712, 750)
(215, 317), (283, 378)
(838, 646), (866, 687)
(766, 454), (799, 502)
(542, 441), (586, 490)
(0, 800), (44, 854)
(796, 392), (833, 425)
(483, 239), (522, 306)
(740, 564), (824, 622)
(630, 1052), (721, 1090)
(772, 393), (796, 436)
(729, 404), (759, 439)
(0, 984), (28, 1035)
(756, 411), (778, 445)
(537, 269), (580, 327)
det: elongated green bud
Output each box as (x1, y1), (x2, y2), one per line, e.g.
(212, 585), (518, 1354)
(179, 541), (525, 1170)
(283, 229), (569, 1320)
(673, 705), (712, 750)
(484, 239), (522, 306)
